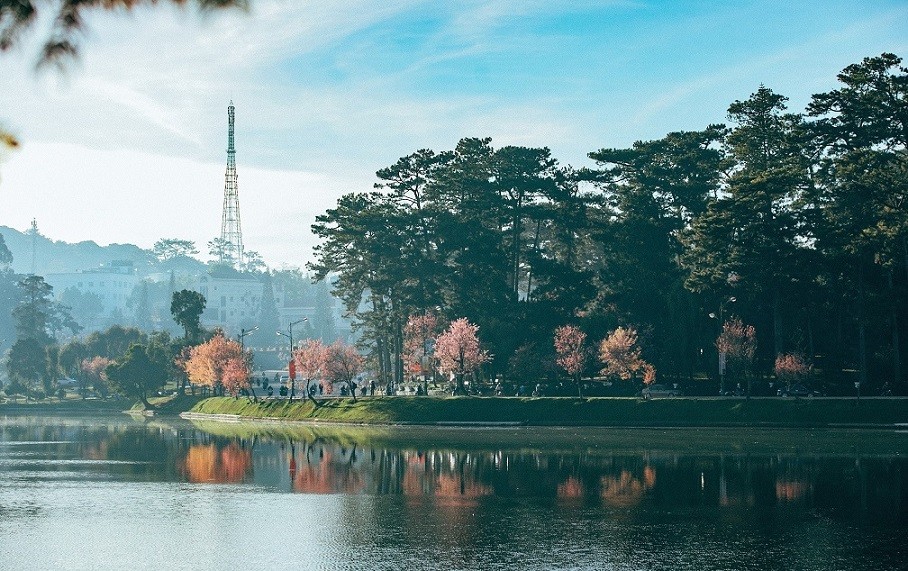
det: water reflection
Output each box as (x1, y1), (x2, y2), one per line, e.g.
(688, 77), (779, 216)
(1, 415), (905, 524)
(180, 443), (252, 483)
(155, 425), (907, 527)
(2, 416), (908, 570)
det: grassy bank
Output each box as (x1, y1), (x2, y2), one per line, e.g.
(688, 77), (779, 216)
(188, 395), (908, 428)
(0, 398), (128, 414)
(0, 394), (206, 415)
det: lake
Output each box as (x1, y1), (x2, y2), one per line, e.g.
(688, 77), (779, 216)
(0, 414), (906, 570)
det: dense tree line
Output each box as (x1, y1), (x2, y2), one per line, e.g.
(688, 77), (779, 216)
(311, 53), (908, 395)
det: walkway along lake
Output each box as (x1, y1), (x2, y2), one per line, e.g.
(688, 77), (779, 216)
(0, 413), (906, 570)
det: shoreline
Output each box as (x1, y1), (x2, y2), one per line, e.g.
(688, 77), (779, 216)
(179, 410), (908, 430)
(5, 395), (907, 430)
(181, 395), (908, 430)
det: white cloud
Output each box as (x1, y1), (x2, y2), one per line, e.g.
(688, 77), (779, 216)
(0, 142), (360, 267)
(2, 0), (907, 271)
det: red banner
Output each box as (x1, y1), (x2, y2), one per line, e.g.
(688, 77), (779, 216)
(288, 360), (296, 380)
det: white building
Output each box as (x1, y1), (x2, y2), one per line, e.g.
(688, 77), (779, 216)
(198, 274), (263, 335)
(45, 260), (140, 323)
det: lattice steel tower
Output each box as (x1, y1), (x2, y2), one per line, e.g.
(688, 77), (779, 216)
(220, 101), (244, 268)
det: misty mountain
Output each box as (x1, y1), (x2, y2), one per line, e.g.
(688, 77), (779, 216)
(0, 225), (204, 276)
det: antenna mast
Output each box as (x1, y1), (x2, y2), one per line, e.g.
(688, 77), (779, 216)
(220, 101), (244, 269)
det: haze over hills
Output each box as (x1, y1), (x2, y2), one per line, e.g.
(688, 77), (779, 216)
(0, 225), (204, 276)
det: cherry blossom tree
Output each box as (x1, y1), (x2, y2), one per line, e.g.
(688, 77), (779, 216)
(80, 356), (112, 398)
(293, 339), (330, 404)
(326, 340), (365, 401)
(716, 318), (757, 394)
(599, 326), (651, 385)
(182, 333), (249, 397)
(403, 312), (441, 384)
(221, 358), (254, 398)
(774, 353), (809, 390)
(554, 325), (588, 398)
(435, 318), (490, 394)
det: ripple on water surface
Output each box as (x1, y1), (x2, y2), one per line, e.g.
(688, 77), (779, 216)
(0, 417), (906, 571)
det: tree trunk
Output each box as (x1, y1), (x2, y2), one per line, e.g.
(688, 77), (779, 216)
(836, 305), (844, 381)
(889, 270), (902, 389)
(525, 220), (542, 301)
(376, 334), (387, 391)
(394, 316), (405, 386)
(773, 285), (782, 359)
(807, 312), (815, 364)
(858, 262), (867, 388)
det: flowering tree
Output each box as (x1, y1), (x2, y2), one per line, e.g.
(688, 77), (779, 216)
(293, 339), (330, 403)
(435, 318), (490, 394)
(182, 334), (249, 398)
(716, 318), (757, 394)
(642, 363), (657, 385)
(774, 353), (809, 389)
(599, 326), (651, 386)
(222, 358), (253, 398)
(80, 356), (112, 398)
(403, 312), (441, 382)
(554, 325), (588, 398)
(326, 340), (365, 401)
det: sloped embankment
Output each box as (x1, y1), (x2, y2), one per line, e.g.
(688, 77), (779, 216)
(185, 396), (908, 428)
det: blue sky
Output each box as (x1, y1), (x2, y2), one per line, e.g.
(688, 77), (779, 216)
(1, 0), (906, 266)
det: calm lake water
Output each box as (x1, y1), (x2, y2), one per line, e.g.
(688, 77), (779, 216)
(0, 414), (906, 571)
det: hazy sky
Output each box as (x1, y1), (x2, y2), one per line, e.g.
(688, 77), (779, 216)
(1, 0), (906, 268)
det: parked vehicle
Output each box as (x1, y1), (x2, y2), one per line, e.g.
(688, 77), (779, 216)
(641, 384), (683, 398)
(777, 383), (823, 397)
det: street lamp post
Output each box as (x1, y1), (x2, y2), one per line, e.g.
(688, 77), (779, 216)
(277, 318), (307, 400)
(709, 297), (736, 395)
(238, 327), (258, 393)
(238, 326), (258, 353)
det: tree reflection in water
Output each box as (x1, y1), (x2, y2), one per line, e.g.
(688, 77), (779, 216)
(179, 443), (252, 483)
(2, 418), (907, 570)
(167, 428), (905, 528)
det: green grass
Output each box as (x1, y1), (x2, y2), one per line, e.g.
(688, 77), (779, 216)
(136, 394), (207, 414)
(0, 397), (127, 413)
(188, 395), (908, 427)
(0, 393), (206, 415)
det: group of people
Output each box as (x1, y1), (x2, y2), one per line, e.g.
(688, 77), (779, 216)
(495, 382), (545, 397)
(338, 379), (378, 397)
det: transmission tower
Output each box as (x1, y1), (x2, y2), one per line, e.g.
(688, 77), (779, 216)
(220, 101), (244, 269)
(29, 218), (38, 275)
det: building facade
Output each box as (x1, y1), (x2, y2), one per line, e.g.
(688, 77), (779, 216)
(198, 274), (263, 335)
(45, 261), (140, 329)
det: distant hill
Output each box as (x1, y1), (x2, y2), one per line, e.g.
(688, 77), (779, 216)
(0, 225), (204, 276)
